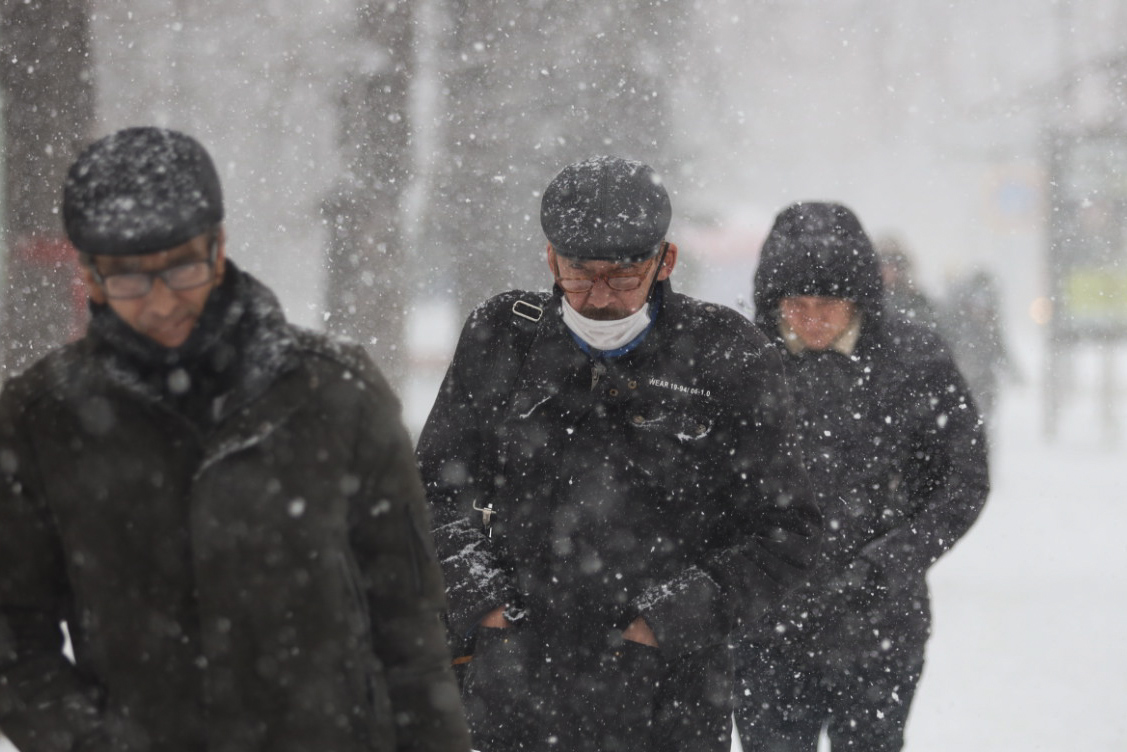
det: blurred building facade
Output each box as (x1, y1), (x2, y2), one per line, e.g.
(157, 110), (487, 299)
(3, 0), (1127, 396)
(0, 0), (692, 387)
(0, 0), (94, 376)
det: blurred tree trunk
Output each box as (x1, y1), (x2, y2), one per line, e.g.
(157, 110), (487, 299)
(324, 0), (691, 382)
(429, 0), (689, 318)
(323, 0), (413, 388)
(0, 0), (94, 376)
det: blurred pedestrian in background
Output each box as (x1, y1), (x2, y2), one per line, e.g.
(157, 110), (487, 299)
(876, 234), (940, 330)
(940, 268), (1020, 433)
(733, 202), (990, 752)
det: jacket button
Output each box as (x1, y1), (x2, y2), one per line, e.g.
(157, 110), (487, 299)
(632, 415), (645, 424)
(627, 380), (638, 389)
(696, 424), (707, 434)
(609, 388), (619, 397)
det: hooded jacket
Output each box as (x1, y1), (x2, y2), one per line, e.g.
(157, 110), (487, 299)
(0, 265), (471, 752)
(749, 202), (989, 651)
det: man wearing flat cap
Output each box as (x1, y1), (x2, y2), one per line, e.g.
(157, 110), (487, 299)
(0, 127), (471, 752)
(417, 156), (821, 751)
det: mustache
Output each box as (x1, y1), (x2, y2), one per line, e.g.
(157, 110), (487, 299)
(578, 306), (633, 320)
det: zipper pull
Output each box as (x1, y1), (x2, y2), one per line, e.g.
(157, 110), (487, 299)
(590, 360), (607, 391)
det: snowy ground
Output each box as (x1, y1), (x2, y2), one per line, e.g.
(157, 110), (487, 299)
(902, 363), (1127, 750)
(735, 339), (1127, 751)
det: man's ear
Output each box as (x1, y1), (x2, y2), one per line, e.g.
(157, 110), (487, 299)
(79, 262), (106, 305)
(657, 242), (678, 281)
(546, 244), (558, 275)
(213, 225), (228, 283)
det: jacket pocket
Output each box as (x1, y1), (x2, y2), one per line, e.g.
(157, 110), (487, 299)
(335, 552), (394, 750)
(462, 626), (532, 695)
(462, 627), (538, 745)
(361, 652), (395, 751)
(601, 639), (663, 745)
(627, 399), (718, 512)
(337, 549), (372, 635)
(628, 402), (715, 444)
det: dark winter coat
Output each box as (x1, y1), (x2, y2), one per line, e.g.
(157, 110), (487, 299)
(0, 267), (471, 752)
(939, 271), (1016, 427)
(747, 216), (990, 668)
(416, 282), (821, 751)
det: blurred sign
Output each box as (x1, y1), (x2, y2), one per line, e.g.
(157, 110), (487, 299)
(1, 234), (87, 374)
(984, 164), (1045, 233)
(1047, 131), (1127, 338)
(1065, 269), (1127, 324)
(12, 234), (87, 328)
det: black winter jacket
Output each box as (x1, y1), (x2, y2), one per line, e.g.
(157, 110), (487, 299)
(419, 284), (820, 655)
(417, 283), (820, 749)
(750, 227), (989, 657)
(0, 267), (471, 752)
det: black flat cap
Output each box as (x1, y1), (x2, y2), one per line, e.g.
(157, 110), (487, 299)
(63, 127), (224, 256)
(540, 156), (671, 262)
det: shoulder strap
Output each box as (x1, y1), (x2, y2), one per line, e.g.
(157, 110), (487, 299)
(511, 297), (545, 323)
(506, 291), (552, 352)
(474, 292), (552, 536)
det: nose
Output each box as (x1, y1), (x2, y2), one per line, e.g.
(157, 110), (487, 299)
(585, 278), (617, 308)
(143, 277), (180, 316)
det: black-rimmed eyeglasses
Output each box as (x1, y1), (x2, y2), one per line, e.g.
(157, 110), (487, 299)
(93, 238), (218, 300)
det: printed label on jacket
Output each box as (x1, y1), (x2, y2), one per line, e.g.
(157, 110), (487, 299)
(647, 377), (711, 398)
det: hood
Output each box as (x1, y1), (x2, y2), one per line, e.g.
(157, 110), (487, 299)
(752, 201), (883, 335)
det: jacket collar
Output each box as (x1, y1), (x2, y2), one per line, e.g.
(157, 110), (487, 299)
(74, 262), (299, 426)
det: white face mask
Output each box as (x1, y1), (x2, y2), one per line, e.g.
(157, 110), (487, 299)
(561, 297), (652, 352)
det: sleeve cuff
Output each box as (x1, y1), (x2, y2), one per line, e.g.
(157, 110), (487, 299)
(631, 566), (727, 657)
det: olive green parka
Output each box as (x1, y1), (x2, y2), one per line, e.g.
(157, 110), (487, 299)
(0, 267), (470, 752)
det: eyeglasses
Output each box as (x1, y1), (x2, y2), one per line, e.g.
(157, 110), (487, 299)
(557, 270), (650, 293)
(554, 246), (666, 294)
(93, 239), (218, 300)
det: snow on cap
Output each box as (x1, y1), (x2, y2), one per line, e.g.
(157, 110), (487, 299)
(540, 156), (671, 262)
(63, 127), (224, 256)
